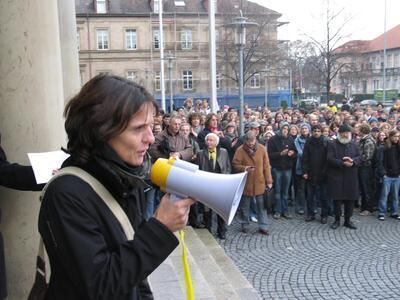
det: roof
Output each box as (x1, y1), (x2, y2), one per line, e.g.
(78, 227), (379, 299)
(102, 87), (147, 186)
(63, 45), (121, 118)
(367, 24), (400, 52)
(335, 24), (400, 54)
(75, 0), (281, 17)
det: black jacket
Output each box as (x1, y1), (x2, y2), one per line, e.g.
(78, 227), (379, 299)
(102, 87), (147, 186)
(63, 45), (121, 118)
(326, 139), (361, 200)
(267, 134), (296, 170)
(376, 143), (400, 178)
(301, 136), (328, 184)
(38, 148), (179, 300)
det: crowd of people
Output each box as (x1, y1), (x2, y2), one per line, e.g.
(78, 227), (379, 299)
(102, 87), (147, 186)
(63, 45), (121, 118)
(147, 96), (400, 238)
(1, 73), (399, 298)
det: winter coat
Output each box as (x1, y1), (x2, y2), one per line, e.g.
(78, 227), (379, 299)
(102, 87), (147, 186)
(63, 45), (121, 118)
(197, 127), (231, 152)
(326, 139), (361, 200)
(301, 136), (328, 184)
(196, 147), (231, 174)
(149, 129), (192, 161)
(358, 134), (376, 167)
(376, 143), (400, 178)
(232, 144), (273, 196)
(38, 147), (179, 300)
(0, 145), (44, 299)
(267, 134), (297, 170)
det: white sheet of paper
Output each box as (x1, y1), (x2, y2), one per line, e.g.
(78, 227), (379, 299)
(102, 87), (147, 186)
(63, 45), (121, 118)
(28, 150), (70, 184)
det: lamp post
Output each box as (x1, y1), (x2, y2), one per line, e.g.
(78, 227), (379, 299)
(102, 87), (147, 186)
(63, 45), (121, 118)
(165, 51), (175, 113)
(226, 11), (258, 136)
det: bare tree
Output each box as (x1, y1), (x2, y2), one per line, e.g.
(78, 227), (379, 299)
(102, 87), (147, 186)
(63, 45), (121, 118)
(216, 0), (287, 87)
(303, 0), (361, 101)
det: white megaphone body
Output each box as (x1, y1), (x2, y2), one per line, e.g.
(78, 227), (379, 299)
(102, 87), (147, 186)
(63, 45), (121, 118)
(150, 158), (247, 225)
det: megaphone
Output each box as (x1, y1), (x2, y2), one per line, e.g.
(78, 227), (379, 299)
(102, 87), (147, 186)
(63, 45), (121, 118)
(150, 158), (247, 225)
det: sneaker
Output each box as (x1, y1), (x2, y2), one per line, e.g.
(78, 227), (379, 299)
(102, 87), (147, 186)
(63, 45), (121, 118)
(259, 229), (270, 235)
(378, 216), (385, 221)
(250, 216), (258, 223)
(297, 209), (305, 215)
(273, 213), (281, 220)
(320, 217), (328, 224)
(359, 210), (371, 216)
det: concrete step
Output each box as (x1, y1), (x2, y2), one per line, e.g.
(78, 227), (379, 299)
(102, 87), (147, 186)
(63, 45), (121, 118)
(149, 227), (216, 300)
(149, 226), (261, 300)
(194, 229), (261, 300)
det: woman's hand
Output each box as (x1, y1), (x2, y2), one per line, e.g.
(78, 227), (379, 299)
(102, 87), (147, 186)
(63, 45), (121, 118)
(154, 194), (195, 232)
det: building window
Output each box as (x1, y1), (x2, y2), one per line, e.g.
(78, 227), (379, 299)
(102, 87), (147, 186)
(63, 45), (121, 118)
(96, 29), (109, 50)
(154, 0), (160, 13)
(126, 71), (137, 81)
(216, 73), (221, 89)
(182, 70), (193, 90)
(373, 80), (380, 90)
(153, 29), (160, 49)
(250, 73), (260, 88)
(181, 29), (192, 50)
(125, 29), (137, 50)
(77, 30), (80, 51)
(395, 54), (399, 67)
(362, 80), (367, 93)
(96, 0), (107, 13)
(154, 72), (161, 91)
(98, 70), (111, 75)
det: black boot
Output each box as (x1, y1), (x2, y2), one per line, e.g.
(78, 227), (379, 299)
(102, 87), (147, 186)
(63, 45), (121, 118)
(344, 219), (357, 230)
(331, 219), (340, 229)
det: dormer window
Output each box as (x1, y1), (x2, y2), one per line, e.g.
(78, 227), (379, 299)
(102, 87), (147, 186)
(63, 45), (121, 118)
(154, 0), (160, 13)
(175, 0), (185, 6)
(96, 0), (106, 14)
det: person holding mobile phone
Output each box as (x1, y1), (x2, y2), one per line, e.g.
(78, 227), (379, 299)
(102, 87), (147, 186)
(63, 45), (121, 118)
(232, 131), (273, 235)
(267, 122), (297, 220)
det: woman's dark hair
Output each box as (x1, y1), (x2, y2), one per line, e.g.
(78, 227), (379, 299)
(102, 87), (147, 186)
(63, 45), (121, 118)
(188, 112), (201, 125)
(64, 74), (158, 164)
(204, 113), (218, 128)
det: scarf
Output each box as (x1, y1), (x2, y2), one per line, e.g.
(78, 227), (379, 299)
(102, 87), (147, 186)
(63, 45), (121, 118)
(243, 142), (258, 157)
(95, 144), (152, 190)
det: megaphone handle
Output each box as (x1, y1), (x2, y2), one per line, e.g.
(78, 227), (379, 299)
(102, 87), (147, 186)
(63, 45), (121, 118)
(169, 193), (183, 202)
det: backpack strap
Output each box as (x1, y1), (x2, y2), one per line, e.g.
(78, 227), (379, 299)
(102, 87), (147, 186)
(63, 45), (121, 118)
(46, 166), (135, 240)
(34, 166), (136, 284)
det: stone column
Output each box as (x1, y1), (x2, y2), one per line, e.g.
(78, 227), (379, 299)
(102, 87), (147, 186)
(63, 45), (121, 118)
(0, 0), (80, 298)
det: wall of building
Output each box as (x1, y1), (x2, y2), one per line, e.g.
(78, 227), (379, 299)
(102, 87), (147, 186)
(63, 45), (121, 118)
(0, 0), (80, 298)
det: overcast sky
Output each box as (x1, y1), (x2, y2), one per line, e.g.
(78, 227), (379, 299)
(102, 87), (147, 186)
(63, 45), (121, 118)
(250, 0), (400, 43)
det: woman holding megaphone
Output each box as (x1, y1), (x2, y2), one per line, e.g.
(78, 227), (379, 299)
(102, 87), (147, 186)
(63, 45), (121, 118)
(38, 75), (194, 300)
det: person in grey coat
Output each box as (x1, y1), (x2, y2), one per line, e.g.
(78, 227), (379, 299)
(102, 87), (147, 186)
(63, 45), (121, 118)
(196, 133), (231, 239)
(326, 124), (361, 230)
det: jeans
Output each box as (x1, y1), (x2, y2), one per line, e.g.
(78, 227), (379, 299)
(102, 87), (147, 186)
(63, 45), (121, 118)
(306, 182), (329, 218)
(238, 194), (268, 231)
(378, 176), (400, 216)
(272, 168), (292, 215)
(358, 166), (374, 212)
(144, 187), (161, 220)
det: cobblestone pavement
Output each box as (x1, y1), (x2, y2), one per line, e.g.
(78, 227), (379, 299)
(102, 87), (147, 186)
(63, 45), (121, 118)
(218, 211), (400, 300)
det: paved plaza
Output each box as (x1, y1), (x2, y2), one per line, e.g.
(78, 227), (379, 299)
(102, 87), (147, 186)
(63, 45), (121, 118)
(219, 211), (400, 300)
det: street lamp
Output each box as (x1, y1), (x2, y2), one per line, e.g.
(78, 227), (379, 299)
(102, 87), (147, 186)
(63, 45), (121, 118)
(165, 51), (175, 113)
(226, 11), (258, 136)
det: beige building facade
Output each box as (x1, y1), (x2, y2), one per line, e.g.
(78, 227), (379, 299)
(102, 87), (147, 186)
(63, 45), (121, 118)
(332, 25), (400, 100)
(76, 0), (287, 108)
